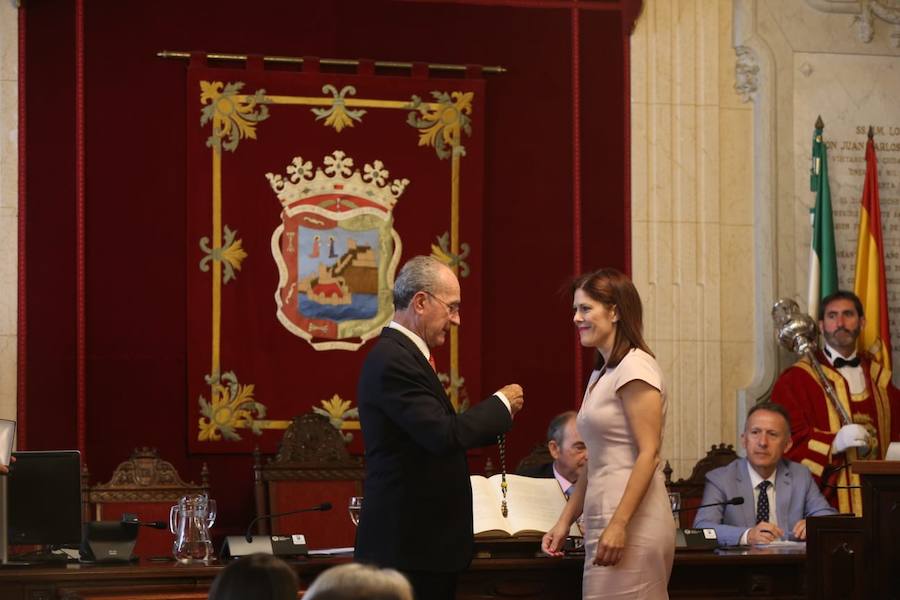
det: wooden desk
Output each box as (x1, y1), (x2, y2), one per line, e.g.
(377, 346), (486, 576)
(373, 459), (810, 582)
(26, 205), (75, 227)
(671, 550), (805, 599)
(0, 550), (806, 600)
(854, 460), (900, 600)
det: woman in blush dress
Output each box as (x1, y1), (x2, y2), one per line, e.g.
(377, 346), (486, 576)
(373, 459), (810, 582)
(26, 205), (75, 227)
(542, 269), (674, 599)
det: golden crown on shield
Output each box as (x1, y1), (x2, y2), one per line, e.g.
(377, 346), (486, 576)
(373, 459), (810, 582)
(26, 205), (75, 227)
(265, 150), (409, 209)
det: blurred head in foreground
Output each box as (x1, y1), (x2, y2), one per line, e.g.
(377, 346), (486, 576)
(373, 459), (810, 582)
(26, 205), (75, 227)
(303, 563), (414, 600)
(208, 554), (298, 600)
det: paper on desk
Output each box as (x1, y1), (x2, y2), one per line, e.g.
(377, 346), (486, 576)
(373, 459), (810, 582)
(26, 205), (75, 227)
(0, 419), (14, 466)
(886, 442), (900, 460)
(307, 547), (355, 556)
(752, 540), (806, 548)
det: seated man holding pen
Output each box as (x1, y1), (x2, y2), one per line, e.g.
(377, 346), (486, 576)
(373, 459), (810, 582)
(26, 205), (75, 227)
(694, 402), (836, 546)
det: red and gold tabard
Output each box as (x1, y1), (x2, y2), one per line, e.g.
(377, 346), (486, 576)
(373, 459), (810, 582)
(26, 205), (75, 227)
(771, 351), (900, 515)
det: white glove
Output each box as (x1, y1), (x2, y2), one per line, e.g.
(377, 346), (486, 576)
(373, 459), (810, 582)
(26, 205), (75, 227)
(832, 424), (869, 454)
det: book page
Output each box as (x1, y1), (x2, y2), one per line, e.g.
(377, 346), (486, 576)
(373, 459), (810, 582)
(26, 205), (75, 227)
(501, 474), (570, 536)
(470, 475), (510, 536)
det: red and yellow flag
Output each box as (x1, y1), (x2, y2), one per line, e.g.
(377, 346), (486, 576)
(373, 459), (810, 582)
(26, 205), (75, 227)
(853, 129), (891, 369)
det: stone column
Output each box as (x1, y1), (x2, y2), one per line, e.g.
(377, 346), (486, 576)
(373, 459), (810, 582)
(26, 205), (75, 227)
(631, 0), (755, 477)
(0, 1), (17, 425)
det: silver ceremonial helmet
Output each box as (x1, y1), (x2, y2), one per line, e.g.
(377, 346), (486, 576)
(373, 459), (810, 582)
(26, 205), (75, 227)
(771, 298), (870, 456)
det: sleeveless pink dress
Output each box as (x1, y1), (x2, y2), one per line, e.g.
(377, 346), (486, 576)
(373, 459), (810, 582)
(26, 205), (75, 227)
(577, 348), (675, 599)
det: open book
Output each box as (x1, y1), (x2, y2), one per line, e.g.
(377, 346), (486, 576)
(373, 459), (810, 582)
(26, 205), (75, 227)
(471, 473), (581, 538)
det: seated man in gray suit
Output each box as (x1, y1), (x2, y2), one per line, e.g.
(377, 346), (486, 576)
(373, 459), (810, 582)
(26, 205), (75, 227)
(694, 402), (836, 546)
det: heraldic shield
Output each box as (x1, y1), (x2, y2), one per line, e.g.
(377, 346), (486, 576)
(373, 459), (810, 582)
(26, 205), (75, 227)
(267, 151), (407, 350)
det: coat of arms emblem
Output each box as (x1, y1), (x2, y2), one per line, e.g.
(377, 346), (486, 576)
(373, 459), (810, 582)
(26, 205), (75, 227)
(267, 151), (408, 350)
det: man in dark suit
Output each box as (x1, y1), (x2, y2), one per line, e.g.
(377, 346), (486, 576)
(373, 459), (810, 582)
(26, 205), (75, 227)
(518, 411), (586, 498)
(693, 402), (836, 546)
(355, 256), (524, 600)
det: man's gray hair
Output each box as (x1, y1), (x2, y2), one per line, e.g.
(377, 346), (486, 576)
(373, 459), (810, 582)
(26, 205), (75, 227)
(547, 411), (577, 446)
(303, 563), (414, 600)
(393, 255), (446, 310)
(746, 401), (792, 435)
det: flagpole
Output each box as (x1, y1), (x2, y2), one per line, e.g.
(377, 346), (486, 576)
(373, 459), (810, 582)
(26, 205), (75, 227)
(808, 116), (838, 320)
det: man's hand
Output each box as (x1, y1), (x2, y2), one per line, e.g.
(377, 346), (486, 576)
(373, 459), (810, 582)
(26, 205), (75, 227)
(746, 521), (784, 544)
(833, 424), (869, 454)
(791, 519), (807, 541)
(499, 384), (524, 416)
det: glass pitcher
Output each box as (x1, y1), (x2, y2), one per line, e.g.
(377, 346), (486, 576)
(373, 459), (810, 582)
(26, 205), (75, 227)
(169, 493), (216, 563)
(668, 492), (682, 528)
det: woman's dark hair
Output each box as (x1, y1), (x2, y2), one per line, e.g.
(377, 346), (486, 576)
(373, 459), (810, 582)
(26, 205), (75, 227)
(573, 268), (653, 370)
(208, 554), (298, 600)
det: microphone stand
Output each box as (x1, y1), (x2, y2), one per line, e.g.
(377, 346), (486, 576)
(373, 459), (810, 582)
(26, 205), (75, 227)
(221, 502), (332, 560)
(672, 497), (744, 514)
(246, 502), (332, 543)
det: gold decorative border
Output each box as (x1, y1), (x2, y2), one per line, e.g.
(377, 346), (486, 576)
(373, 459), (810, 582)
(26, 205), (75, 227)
(196, 80), (476, 441)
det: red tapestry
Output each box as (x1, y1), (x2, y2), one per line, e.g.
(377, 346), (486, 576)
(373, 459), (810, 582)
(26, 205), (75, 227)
(186, 57), (485, 454)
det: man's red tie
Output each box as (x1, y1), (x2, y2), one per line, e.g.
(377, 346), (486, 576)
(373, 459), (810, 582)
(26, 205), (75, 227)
(428, 354), (437, 372)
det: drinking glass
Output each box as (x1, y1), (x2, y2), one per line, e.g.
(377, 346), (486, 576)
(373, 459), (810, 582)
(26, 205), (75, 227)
(349, 496), (363, 526)
(668, 492), (681, 528)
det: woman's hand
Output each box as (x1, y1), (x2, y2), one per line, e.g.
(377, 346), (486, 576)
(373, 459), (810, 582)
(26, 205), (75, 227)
(541, 521), (570, 557)
(593, 521), (626, 566)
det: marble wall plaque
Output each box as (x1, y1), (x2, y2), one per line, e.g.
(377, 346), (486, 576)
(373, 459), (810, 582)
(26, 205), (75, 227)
(794, 53), (900, 370)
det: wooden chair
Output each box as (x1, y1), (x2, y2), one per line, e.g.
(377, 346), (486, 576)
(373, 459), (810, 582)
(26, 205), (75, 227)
(514, 444), (552, 475)
(83, 447), (209, 559)
(253, 414), (364, 550)
(664, 443), (739, 528)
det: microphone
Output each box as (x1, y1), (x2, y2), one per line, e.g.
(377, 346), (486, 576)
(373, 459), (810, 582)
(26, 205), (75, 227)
(672, 497), (744, 549)
(672, 496), (744, 513)
(120, 513), (167, 530)
(245, 502), (332, 543)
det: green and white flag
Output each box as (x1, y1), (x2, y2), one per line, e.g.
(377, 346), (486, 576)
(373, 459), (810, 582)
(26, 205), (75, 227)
(808, 116), (838, 319)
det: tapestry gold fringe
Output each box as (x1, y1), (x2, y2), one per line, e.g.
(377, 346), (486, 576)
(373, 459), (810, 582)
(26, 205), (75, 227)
(254, 420), (361, 431)
(264, 96), (424, 109)
(158, 50), (506, 74)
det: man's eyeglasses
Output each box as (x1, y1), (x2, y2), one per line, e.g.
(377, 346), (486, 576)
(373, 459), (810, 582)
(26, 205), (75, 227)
(424, 291), (461, 316)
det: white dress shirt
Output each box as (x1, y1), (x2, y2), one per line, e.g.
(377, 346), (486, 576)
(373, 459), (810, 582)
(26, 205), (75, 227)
(552, 463), (576, 497)
(824, 342), (866, 395)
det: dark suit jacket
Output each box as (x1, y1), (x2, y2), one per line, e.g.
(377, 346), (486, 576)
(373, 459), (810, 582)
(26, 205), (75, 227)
(693, 458), (837, 546)
(355, 327), (512, 573)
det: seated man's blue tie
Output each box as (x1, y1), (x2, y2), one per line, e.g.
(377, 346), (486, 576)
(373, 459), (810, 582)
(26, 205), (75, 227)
(756, 481), (771, 523)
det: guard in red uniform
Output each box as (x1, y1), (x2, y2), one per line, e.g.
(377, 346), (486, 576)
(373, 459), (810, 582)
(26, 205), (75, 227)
(772, 291), (900, 515)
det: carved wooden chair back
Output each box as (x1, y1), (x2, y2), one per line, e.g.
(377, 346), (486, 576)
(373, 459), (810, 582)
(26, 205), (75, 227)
(664, 443), (739, 528)
(254, 414), (364, 550)
(514, 444), (553, 477)
(83, 447), (209, 559)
